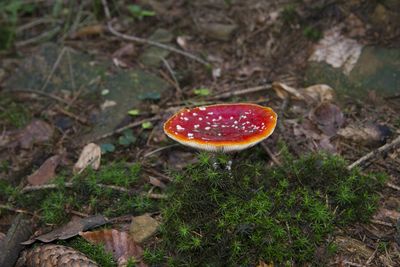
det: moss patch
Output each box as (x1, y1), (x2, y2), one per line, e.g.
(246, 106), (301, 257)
(160, 149), (387, 265)
(5, 161), (156, 225)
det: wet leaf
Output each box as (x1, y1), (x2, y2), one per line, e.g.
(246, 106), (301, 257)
(130, 214), (160, 243)
(16, 244), (99, 267)
(310, 102), (344, 136)
(80, 229), (147, 267)
(128, 109), (140, 116)
(27, 155), (61, 186)
(18, 120), (54, 149)
(100, 143), (115, 154)
(70, 24), (104, 38)
(194, 88), (210, 96)
(73, 143), (101, 174)
(22, 215), (107, 245)
(141, 121), (153, 129)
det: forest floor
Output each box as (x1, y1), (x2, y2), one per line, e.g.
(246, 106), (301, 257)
(0, 0), (400, 266)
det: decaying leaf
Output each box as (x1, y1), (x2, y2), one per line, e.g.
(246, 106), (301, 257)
(272, 82), (304, 100)
(302, 84), (334, 103)
(310, 102), (344, 136)
(309, 25), (363, 75)
(27, 155), (61, 186)
(130, 214), (160, 243)
(80, 229), (147, 267)
(22, 215), (107, 245)
(257, 260), (274, 267)
(73, 143), (101, 174)
(16, 244), (98, 267)
(337, 123), (391, 146)
(374, 208), (400, 222)
(19, 120), (54, 149)
(335, 236), (374, 259)
(70, 24), (104, 38)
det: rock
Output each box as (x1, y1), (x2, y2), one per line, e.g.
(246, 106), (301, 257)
(199, 23), (238, 41)
(139, 28), (174, 67)
(306, 46), (400, 98)
(130, 214), (159, 243)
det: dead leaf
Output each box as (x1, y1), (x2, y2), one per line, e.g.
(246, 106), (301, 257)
(257, 260), (274, 267)
(112, 44), (135, 58)
(374, 208), (400, 222)
(236, 65), (263, 81)
(302, 84), (334, 103)
(19, 120), (54, 149)
(335, 236), (373, 259)
(70, 24), (104, 38)
(73, 143), (101, 174)
(80, 229), (147, 267)
(22, 215), (107, 245)
(272, 82), (304, 100)
(130, 214), (160, 243)
(309, 25), (363, 75)
(176, 36), (190, 50)
(148, 176), (166, 189)
(310, 102), (344, 136)
(337, 123), (391, 145)
(27, 155), (61, 186)
(16, 244), (99, 267)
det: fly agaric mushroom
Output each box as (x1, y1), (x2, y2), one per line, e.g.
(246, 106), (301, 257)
(163, 103), (277, 152)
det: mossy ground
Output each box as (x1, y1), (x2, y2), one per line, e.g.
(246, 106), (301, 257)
(0, 161), (157, 225)
(158, 147), (387, 266)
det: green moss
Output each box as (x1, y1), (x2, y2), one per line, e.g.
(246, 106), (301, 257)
(160, 150), (387, 265)
(4, 161), (155, 224)
(59, 237), (116, 267)
(0, 97), (31, 128)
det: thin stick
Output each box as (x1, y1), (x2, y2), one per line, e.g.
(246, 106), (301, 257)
(347, 135), (400, 170)
(15, 26), (61, 47)
(143, 144), (179, 158)
(161, 57), (182, 95)
(210, 84), (272, 100)
(21, 182), (129, 194)
(101, 0), (208, 66)
(0, 204), (34, 216)
(387, 182), (400, 191)
(16, 89), (72, 105)
(260, 142), (281, 166)
(92, 115), (160, 142)
(40, 47), (66, 92)
(55, 106), (88, 125)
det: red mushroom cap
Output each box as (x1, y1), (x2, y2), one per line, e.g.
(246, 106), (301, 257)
(163, 103), (277, 152)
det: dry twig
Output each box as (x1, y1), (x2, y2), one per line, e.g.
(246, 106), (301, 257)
(101, 0), (209, 66)
(210, 84), (272, 100)
(347, 135), (400, 170)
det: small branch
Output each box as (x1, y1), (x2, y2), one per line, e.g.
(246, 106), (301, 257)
(40, 47), (66, 92)
(347, 135), (400, 170)
(161, 57), (182, 95)
(101, 0), (208, 66)
(16, 89), (72, 105)
(143, 144), (179, 158)
(92, 115), (160, 142)
(387, 182), (400, 191)
(21, 182), (128, 194)
(55, 106), (88, 125)
(260, 142), (281, 166)
(210, 84), (272, 100)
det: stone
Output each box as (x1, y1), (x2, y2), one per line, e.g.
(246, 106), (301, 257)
(130, 214), (160, 243)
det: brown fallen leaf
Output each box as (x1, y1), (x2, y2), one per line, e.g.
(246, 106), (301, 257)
(373, 208), (400, 222)
(112, 43), (135, 58)
(19, 120), (54, 149)
(302, 84), (334, 103)
(73, 143), (101, 174)
(309, 102), (344, 136)
(22, 215), (107, 245)
(130, 214), (160, 244)
(257, 260), (274, 267)
(337, 123), (391, 146)
(70, 24), (104, 38)
(80, 229), (147, 267)
(272, 82), (304, 100)
(27, 155), (61, 186)
(16, 244), (99, 267)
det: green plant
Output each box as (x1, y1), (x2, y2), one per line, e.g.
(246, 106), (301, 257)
(160, 149), (387, 265)
(40, 191), (73, 224)
(303, 25), (322, 41)
(0, 97), (30, 128)
(127, 4), (155, 20)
